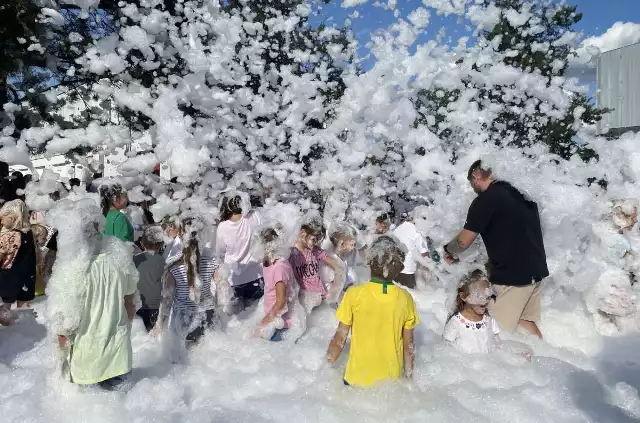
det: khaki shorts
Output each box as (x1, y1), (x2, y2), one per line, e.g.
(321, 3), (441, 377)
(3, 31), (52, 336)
(490, 282), (542, 333)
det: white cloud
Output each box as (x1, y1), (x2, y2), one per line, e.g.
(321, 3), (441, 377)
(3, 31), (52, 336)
(570, 22), (640, 77)
(342, 0), (368, 7)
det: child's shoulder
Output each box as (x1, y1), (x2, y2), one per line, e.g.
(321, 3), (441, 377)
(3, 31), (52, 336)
(391, 283), (417, 302)
(272, 258), (294, 270)
(312, 246), (326, 255)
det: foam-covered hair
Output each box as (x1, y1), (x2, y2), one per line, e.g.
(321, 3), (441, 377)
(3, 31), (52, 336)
(98, 182), (127, 215)
(299, 210), (325, 238)
(98, 181), (126, 200)
(367, 234), (407, 278)
(218, 190), (251, 220)
(0, 199), (30, 232)
(328, 221), (359, 247)
(458, 270), (494, 305)
(141, 225), (165, 247)
(252, 222), (291, 263)
(181, 213), (206, 245)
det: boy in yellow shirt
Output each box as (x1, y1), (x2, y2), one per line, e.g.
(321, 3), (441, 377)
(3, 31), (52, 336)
(327, 235), (419, 387)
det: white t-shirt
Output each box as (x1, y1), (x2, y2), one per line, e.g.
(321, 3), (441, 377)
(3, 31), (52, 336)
(443, 313), (500, 354)
(215, 212), (263, 286)
(393, 221), (428, 275)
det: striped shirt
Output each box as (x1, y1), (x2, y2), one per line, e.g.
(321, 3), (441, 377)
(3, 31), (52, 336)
(169, 255), (218, 311)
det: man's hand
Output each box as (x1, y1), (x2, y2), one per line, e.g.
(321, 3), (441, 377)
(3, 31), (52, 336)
(444, 251), (459, 265)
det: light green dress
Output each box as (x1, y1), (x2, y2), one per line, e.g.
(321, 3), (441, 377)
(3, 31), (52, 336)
(69, 253), (137, 384)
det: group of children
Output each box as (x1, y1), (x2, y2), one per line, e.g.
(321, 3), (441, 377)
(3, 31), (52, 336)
(0, 184), (525, 389)
(118, 189), (515, 388)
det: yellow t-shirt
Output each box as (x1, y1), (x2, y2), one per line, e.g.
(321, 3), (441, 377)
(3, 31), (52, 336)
(336, 280), (419, 387)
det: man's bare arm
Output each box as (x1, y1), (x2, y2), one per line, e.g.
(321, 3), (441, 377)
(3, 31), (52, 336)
(327, 323), (351, 364)
(444, 229), (478, 255)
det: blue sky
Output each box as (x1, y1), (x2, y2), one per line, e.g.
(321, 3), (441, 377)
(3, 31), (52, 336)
(310, 0), (640, 74)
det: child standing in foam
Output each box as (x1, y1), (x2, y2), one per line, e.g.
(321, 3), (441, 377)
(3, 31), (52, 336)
(254, 225), (303, 342)
(324, 222), (359, 304)
(443, 270), (501, 354)
(327, 235), (419, 387)
(157, 216), (218, 361)
(289, 218), (341, 314)
(134, 226), (166, 332)
(215, 193), (264, 313)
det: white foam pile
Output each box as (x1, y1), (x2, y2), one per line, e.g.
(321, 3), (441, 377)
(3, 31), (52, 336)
(1, 0), (640, 422)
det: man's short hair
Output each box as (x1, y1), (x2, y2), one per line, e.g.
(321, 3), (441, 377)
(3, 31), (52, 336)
(376, 213), (390, 224)
(467, 160), (492, 181)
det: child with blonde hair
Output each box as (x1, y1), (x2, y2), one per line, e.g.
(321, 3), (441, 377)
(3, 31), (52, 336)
(0, 200), (37, 323)
(327, 235), (419, 387)
(323, 222), (360, 304)
(443, 270), (500, 354)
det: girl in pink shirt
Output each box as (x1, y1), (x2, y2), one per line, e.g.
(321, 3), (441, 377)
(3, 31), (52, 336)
(289, 220), (341, 314)
(254, 225), (303, 342)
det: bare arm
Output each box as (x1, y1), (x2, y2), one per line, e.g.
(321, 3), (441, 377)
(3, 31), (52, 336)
(124, 294), (135, 321)
(327, 322), (351, 364)
(403, 328), (415, 378)
(261, 282), (286, 325)
(323, 255), (342, 272)
(444, 229), (478, 255)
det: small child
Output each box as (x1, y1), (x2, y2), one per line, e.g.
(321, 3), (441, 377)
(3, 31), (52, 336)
(327, 235), (419, 387)
(289, 218), (340, 313)
(254, 225), (301, 342)
(443, 270), (500, 354)
(134, 226), (166, 332)
(324, 222), (359, 303)
(157, 216), (218, 361)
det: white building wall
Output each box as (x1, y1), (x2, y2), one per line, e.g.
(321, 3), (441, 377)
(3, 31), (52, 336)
(597, 42), (640, 134)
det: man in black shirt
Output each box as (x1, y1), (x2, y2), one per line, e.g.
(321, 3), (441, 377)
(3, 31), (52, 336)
(443, 160), (548, 337)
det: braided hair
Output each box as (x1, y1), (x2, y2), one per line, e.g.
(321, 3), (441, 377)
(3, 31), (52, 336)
(219, 194), (243, 222)
(98, 183), (126, 216)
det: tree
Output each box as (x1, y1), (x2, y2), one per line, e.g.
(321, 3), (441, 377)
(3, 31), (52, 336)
(1, 0), (357, 205)
(482, 0), (609, 160)
(411, 0), (609, 163)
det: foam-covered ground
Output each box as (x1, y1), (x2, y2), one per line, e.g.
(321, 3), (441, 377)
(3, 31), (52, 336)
(3, 283), (640, 423)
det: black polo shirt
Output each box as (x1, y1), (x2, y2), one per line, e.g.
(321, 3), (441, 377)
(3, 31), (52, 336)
(464, 181), (549, 286)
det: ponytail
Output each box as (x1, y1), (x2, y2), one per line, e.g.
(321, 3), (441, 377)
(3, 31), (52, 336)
(182, 232), (200, 291)
(101, 197), (110, 217)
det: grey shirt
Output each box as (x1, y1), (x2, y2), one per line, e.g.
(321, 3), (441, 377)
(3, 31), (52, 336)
(133, 251), (165, 309)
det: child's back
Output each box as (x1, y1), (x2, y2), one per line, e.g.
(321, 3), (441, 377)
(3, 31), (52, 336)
(134, 251), (165, 311)
(336, 281), (419, 387)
